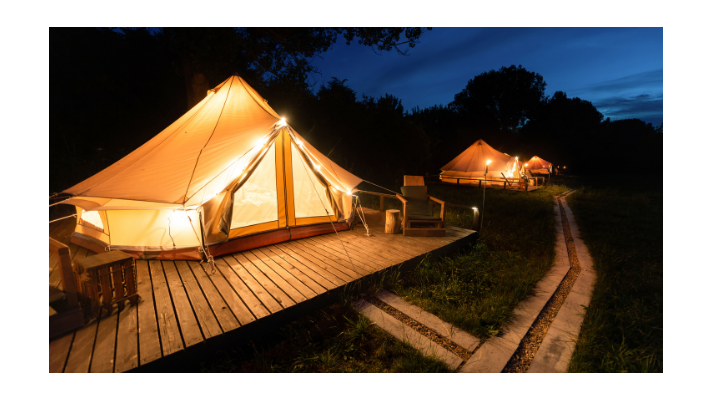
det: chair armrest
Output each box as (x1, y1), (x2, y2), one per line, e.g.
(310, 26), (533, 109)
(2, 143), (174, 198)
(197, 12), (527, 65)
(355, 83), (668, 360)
(429, 196), (445, 205)
(429, 196), (446, 222)
(396, 194), (408, 227)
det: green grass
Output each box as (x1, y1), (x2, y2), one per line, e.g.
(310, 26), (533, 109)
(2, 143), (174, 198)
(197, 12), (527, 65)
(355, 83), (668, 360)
(565, 180), (663, 372)
(199, 302), (450, 373)
(360, 183), (568, 338)
(198, 184), (567, 372)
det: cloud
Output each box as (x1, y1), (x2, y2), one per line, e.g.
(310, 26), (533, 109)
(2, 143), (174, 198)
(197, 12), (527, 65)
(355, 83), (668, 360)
(570, 69), (663, 96)
(363, 28), (544, 94)
(592, 93), (663, 125)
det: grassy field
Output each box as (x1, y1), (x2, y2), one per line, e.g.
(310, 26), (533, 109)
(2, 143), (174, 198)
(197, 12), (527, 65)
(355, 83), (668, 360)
(199, 301), (450, 372)
(195, 182), (567, 372)
(360, 183), (568, 338)
(563, 177), (663, 372)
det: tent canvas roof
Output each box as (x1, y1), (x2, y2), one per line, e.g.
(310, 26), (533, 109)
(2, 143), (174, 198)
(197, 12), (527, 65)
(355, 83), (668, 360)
(526, 156), (553, 170)
(62, 75), (361, 206)
(441, 139), (514, 175)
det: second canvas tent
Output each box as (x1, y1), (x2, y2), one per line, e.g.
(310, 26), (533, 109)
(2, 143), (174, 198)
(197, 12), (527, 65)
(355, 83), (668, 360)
(440, 139), (521, 185)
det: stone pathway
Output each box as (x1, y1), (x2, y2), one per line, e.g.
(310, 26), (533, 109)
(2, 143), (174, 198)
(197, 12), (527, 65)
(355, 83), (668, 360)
(353, 299), (464, 370)
(354, 190), (597, 373)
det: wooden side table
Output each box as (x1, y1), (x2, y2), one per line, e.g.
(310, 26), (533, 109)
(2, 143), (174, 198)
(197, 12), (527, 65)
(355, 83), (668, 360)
(75, 251), (137, 319)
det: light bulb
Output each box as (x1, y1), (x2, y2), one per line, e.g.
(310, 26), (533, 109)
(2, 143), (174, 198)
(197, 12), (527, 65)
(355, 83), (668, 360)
(486, 160), (492, 165)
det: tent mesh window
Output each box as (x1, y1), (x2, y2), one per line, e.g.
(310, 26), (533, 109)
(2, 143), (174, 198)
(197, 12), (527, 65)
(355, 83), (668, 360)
(291, 143), (334, 218)
(230, 143), (279, 229)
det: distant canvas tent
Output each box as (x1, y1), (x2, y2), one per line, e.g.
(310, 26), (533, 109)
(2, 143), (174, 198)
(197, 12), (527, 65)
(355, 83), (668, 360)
(525, 156), (553, 174)
(59, 75), (361, 260)
(440, 139), (518, 185)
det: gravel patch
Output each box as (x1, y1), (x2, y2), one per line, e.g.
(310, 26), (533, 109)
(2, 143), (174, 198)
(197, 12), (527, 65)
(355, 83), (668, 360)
(502, 194), (581, 373)
(366, 296), (473, 362)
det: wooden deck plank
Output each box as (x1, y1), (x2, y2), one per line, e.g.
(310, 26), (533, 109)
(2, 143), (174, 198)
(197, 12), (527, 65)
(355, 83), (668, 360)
(229, 254), (297, 308)
(64, 318), (99, 373)
(269, 244), (351, 285)
(188, 261), (244, 331)
(175, 261), (223, 340)
(162, 261), (203, 348)
(50, 208), (475, 373)
(321, 231), (419, 264)
(243, 251), (314, 301)
(114, 304), (139, 373)
(149, 260), (184, 356)
(90, 308), (119, 373)
(283, 241), (362, 280)
(307, 236), (386, 273)
(256, 247), (331, 293)
(250, 250), (321, 297)
(292, 238), (375, 275)
(49, 332), (74, 373)
(316, 231), (404, 260)
(344, 229), (442, 257)
(135, 260), (162, 366)
(317, 233), (408, 266)
(296, 237), (376, 274)
(308, 235), (391, 271)
(213, 257), (273, 318)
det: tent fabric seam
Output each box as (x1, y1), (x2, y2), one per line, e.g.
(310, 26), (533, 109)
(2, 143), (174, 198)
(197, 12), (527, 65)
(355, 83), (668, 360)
(68, 91), (215, 199)
(181, 78), (235, 203)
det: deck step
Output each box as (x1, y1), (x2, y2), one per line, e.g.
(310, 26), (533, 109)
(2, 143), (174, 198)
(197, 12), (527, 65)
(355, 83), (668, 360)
(375, 290), (480, 352)
(353, 299), (463, 370)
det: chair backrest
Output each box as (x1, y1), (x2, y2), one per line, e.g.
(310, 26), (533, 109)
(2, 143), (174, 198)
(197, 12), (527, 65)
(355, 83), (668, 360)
(404, 175), (425, 187)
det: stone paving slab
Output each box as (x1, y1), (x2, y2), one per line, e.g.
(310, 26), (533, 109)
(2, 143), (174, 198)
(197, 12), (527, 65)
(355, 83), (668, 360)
(459, 337), (517, 373)
(527, 194), (597, 373)
(460, 200), (570, 373)
(375, 289), (480, 352)
(527, 325), (578, 373)
(353, 299), (463, 370)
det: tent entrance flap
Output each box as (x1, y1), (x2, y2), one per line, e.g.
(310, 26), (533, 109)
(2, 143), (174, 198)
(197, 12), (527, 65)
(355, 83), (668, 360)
(230, 142), (279, 229)
(290, 142), (334, 219)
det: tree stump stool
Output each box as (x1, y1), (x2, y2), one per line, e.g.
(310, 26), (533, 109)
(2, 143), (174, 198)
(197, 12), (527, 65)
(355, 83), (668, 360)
(385, 209), (401, 234)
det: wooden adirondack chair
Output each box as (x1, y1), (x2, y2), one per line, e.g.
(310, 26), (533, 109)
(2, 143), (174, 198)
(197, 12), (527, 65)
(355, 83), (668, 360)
(396, 175), (446, 237)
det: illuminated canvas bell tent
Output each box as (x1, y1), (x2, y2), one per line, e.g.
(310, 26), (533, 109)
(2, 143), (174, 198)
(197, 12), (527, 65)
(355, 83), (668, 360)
(440, 139), (517, 184)
(525, 156), (553, 174)
(59, 75), (361, 260)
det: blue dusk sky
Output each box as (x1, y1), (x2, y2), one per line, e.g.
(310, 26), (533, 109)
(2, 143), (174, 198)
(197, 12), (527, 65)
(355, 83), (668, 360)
(310, 27), (663, 126)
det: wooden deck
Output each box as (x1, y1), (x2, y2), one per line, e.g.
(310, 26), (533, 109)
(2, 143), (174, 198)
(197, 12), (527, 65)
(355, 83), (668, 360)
(48, 208), (476, 373)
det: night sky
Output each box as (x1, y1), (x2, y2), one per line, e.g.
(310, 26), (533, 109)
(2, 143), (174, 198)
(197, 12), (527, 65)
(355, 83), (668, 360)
(311, 27), (663, 127)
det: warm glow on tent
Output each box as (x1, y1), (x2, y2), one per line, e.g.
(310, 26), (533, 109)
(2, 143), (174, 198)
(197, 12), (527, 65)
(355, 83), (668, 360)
(60, 75), (362, 260)
(81, 210), (103, 229)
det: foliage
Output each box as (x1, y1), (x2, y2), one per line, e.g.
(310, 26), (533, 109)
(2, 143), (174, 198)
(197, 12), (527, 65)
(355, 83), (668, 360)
(450, 65), (547, 144)
(360, 184), (568, 338)
(198, 303), (450, 373)
(49, 28), (663, 196)
(565, 177), (663, 372)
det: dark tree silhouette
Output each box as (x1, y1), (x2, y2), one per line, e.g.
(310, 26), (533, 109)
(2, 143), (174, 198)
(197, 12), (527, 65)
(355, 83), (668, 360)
(159, 28), (431, 109)
(449, 65), (546, 150)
